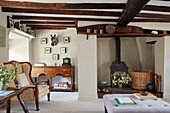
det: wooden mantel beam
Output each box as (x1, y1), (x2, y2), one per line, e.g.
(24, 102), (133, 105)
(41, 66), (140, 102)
(117, 0), (150, 27)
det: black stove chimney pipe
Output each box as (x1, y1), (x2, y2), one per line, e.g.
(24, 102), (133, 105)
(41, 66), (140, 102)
(115, 37), (121, 62)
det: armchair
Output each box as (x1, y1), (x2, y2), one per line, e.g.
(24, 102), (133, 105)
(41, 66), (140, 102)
(3, 61), (50, 111)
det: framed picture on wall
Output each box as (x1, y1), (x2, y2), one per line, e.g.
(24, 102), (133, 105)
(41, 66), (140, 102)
(41, 38), (47, 44)
(45, 47), (51, 54)
(60, 47), (67, 54)
(52, 54), (59, 60)
(27, 29), (36, 37)
(63, 37), (70, 43)
(7, 16), (14, 28)
(0, 26), (6, 47)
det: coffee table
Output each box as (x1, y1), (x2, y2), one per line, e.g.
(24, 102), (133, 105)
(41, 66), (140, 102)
(103, 94), (170, 113)
(0, 87), (30, 113)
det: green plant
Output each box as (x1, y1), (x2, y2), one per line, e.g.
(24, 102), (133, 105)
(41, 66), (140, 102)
(112, 74), (131, 86)
(0, 63), (17, 90)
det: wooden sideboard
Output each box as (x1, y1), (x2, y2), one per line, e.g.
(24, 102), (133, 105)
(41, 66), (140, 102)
(31, 66), (74, 92)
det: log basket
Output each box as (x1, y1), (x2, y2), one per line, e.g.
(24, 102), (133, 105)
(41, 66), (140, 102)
(131, 70), (152, 90)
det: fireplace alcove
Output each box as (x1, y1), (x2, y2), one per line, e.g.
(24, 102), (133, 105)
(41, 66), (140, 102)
(97, 36), (163, 98)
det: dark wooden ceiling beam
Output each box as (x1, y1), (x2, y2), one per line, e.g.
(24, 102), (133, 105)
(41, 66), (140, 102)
(28, 25), (69, 30)
(4, 7), (170, 19)
(0, 0), (125, 9)
(27, 25), (75, 28)
(1, 0), (170, 13)
(2, 7), (121, 17)
(20, 21), (75, 25)
(144, 5), (170, 12)
(12, 15), (117, 22)
(117, 0), (150, 27)
(13, 15), (170, 23)
(132, 18), (170, 22)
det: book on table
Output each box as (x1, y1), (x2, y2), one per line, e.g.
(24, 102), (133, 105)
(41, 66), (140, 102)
(134, 93), (158, 100)
(114, 97), (137, 106)
(0, 91), (14, 97)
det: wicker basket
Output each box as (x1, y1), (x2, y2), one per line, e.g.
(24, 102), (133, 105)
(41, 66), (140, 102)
(131, 70), (152, 90)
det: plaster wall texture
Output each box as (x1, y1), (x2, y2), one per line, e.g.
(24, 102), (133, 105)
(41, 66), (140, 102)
(0, 12), (9, 64)
(78, 34), (98, 100)
(32, 28), (78, 89)
(9, 33), (30, 62)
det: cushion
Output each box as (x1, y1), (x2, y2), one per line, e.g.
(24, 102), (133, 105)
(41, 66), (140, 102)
(16, 73), (30, 87)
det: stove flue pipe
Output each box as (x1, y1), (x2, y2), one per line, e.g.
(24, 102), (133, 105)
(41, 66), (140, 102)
(115, 37), (121, 62)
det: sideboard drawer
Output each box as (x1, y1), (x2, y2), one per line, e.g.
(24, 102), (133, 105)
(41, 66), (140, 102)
(63, 73), (71, 77)
(32, 68), (45, 73)
(59, 67), (71, 73)
(45, 68), (57, 73)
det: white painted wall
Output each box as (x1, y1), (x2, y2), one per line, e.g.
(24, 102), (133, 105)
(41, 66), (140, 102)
(163, 36), (170, 97)
(0, 12), (9, 64)
(155, 38), (164, 93)
(78, 35), (98, 100)
(32, 28), (78, 89)
(155, 36), (170, 97)
(9, 33), (30, 62)
(97, 37), (153, 84)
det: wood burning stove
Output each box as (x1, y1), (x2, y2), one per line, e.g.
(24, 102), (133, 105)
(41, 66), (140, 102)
(110, 37), (129, 87)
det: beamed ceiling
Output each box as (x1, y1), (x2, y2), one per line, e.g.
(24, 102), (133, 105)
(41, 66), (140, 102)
(1, 0), (170, 36)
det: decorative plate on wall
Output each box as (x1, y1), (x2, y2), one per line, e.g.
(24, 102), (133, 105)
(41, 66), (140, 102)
(105, 25), (116, 34)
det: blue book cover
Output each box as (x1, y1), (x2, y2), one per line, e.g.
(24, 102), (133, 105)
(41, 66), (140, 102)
(0, 91), (14, 97)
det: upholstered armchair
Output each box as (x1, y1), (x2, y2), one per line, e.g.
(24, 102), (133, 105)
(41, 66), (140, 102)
(3, 61), (50, 111)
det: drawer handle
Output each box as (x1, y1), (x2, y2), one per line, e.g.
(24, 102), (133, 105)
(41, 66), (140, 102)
(63, 69), (66, 71)
(49, 69), (52, 71)
(66, 74), (69, 76)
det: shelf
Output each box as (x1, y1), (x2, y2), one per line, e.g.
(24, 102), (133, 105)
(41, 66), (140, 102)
(9, 28), (35, 39)
(78, 32), (170, 37)
(51, 89), (72, 92)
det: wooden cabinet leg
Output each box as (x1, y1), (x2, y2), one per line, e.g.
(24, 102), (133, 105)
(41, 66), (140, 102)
(7, 99), (10, 113)
(17, 95), (29, 113)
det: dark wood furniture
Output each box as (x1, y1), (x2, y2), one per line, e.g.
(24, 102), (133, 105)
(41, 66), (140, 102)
(31, 66), (74, 92)
(0, 87), (31, 113)
(98, 87), (163, 98)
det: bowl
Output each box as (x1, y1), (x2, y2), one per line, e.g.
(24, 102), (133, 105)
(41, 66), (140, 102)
(140, 91), (149, 96)
(97, 81), (107, 89)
